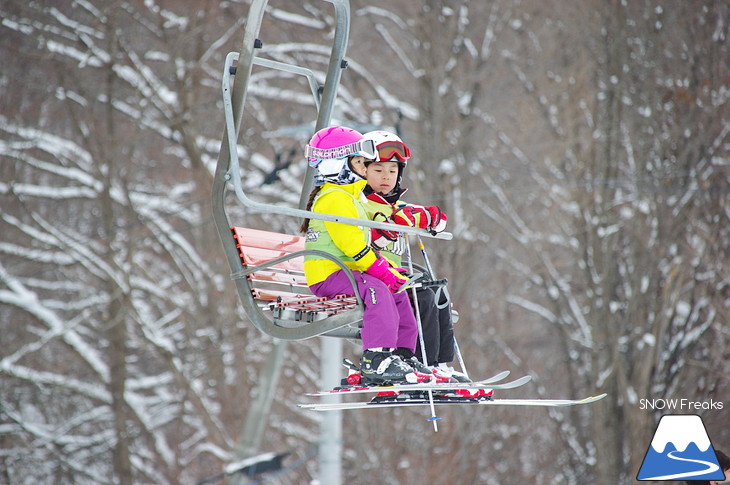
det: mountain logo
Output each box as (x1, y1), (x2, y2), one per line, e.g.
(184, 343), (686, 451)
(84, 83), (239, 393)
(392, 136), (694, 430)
(637, 414), (726, 481)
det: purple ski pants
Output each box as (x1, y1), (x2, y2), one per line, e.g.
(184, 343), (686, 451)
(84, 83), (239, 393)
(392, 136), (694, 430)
(310, 269), (418, 352)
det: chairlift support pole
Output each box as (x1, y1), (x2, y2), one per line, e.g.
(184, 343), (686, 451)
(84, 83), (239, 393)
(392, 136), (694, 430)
(212, 1), (354, 483)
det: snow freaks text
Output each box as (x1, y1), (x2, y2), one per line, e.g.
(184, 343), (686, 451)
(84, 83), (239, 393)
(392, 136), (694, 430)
(639, 399), (724, 411)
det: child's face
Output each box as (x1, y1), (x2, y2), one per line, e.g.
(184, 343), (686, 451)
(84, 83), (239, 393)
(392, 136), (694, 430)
(349, 156), (368, 179)
(366, 161), (399, 195)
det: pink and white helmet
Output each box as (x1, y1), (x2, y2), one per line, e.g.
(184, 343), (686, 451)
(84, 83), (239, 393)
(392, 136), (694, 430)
(305, 126), (379, 185)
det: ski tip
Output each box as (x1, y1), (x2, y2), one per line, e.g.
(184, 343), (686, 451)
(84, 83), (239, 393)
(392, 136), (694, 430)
(514, 375), (532, 385)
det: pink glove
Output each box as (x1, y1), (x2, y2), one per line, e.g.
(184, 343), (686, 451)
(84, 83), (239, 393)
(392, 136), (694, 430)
(370, 226), (399, 249)
(391, 205), (448, 233)
(365, 257), (407, 293)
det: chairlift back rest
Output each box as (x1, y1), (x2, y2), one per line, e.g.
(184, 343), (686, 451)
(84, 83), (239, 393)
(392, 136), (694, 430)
(230, 226), (359, 320)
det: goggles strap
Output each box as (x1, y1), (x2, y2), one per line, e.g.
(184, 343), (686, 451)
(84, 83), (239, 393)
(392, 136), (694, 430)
(305, 140), (377, 160)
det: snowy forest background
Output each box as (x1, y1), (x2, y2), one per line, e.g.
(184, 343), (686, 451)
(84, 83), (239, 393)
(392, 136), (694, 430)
(1, 1), (728, 484)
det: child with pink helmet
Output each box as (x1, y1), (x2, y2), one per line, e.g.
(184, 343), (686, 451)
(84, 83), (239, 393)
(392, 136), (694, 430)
(300, 126), (430, 384)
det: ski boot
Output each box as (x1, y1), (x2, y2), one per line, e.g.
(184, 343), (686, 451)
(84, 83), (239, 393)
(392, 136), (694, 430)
(430, 363), (471, 383)
(392, 348), (434, 379)
(360, 348), (422, 385)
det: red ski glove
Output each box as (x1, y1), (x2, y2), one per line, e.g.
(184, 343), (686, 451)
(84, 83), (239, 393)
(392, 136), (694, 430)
(391, 205), (448, 233)
(370, 226), (399, 249)
(365, 257), (408, 293)
(428, 206), (447, 233)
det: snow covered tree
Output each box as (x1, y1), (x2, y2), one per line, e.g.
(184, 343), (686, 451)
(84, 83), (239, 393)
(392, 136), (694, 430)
(2, 1), (727, 484)
(0, 2), (257, 482)
(350, 1), (729, 483)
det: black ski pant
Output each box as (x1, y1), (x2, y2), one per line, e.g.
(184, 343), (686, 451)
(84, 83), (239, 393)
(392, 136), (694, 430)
(410, 287), (454, 366)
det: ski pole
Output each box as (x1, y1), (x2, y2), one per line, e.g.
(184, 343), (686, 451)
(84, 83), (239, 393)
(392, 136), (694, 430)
(416, 236), (469, 380)
(404, 234), (440, 430)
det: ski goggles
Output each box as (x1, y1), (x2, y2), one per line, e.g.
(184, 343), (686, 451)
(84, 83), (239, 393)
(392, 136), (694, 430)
(376, 140), (411, 162)
(305, 139), (378, 162)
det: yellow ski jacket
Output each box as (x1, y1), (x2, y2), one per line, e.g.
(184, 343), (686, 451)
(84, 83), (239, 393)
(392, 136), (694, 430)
(303, 180), (377, 285)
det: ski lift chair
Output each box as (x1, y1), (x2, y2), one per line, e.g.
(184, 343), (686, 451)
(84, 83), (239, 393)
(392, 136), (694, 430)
(212, 0), (452, 341)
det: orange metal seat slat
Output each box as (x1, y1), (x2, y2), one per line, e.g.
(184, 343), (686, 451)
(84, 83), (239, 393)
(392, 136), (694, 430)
(233, 227), (356, 316)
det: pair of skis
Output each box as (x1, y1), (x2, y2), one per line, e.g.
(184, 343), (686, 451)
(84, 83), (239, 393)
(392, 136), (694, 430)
(299, 369), (607, 412)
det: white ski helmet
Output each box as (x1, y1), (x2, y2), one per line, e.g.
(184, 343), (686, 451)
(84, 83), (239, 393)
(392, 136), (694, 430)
(362, 130), (411, 187)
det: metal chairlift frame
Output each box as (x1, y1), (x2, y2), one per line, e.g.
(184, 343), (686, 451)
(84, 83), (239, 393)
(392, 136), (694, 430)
(212, 2), (457, 479)
(212, 0), (452, 341)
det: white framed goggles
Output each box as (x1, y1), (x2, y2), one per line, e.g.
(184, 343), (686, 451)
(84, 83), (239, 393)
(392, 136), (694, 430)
(305, 139), (379, 161)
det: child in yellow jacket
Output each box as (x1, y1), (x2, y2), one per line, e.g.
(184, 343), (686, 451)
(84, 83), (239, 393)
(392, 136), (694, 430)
(299, 126), (431, 384)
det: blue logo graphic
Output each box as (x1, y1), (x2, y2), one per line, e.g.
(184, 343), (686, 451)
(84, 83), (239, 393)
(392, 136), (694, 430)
(637, 414), (726, 481)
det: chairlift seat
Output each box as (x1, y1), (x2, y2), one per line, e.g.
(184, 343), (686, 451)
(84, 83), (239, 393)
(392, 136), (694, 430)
(231, 226), (362, 337)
